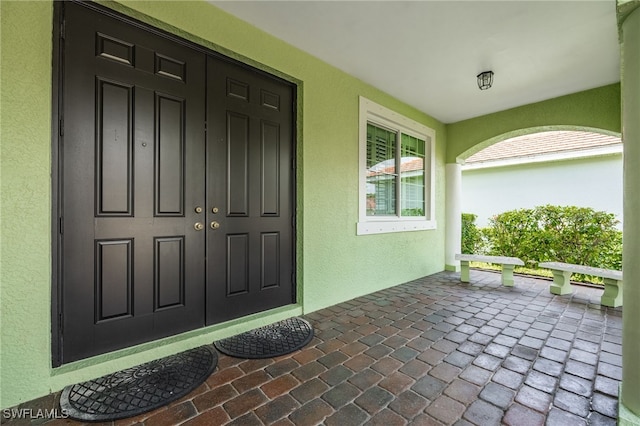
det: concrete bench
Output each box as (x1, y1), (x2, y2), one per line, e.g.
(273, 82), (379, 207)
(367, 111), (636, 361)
(538, 262), (622, 308)
(455, 254), (525, 287)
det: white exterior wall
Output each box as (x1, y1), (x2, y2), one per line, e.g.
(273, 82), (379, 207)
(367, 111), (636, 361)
(461, 154), (623, 228)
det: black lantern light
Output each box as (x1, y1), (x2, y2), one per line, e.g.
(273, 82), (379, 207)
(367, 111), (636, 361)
(477, 71), (494, 90)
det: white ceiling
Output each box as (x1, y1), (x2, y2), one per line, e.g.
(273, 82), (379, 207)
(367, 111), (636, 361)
(211, 0), (620, 123)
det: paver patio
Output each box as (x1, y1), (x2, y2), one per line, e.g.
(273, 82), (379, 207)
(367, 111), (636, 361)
(2, 270), (622, 425)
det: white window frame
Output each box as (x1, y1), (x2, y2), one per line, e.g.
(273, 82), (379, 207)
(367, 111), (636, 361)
(357, 96), (436, 235)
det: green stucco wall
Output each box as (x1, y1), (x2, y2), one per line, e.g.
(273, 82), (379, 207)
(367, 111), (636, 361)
(0, 0), (446, 408)
(1, 0), (56, 409)
(447, 84), (621, 163)
(620, 3), (640, 422)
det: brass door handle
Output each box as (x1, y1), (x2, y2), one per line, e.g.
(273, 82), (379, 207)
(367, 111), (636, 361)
(194, 222), (204, 231)
(210, 221), (220, 230)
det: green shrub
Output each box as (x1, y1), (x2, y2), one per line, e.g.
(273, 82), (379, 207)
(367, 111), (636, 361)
(461, 213), (483, 254)
(402, 208), (424, 216)
(485, 205), (622, 271)
(484, 208), (539, 265)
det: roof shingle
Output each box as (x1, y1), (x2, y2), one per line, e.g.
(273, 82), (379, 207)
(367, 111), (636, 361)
(465, 131), (621, 164)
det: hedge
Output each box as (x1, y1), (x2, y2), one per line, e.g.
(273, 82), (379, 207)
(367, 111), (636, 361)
(461, 213), (483, 254)
(479, 205), (622, 271)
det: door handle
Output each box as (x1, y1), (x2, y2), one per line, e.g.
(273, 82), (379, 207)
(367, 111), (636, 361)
(194, 222), (204, 231)
(210, 221), (220, 230)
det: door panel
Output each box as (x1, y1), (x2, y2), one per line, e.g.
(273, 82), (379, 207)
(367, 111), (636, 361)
(206, 57), (295, 324)
(261, 232), (281, 289)
(95, 79), (133, 215)
(261, 122), (282, 216)
(227, 234), (250, 295)
(155, 236), (185, 309)
(61, 2), (206, 363)
(95, 239), (133, 321)
(156, 94), (186, 215)
(227, 112), (251, 215)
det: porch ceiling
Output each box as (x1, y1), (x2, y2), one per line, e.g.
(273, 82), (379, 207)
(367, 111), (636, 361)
(211, 1), (620, 123)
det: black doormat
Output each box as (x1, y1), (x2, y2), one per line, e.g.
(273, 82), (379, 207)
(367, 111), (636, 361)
(59, 346), (217, 422)
(214, 317), (314, 359)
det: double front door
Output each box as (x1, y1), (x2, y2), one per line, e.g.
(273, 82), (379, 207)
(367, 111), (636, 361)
(58, 2), (295, 363)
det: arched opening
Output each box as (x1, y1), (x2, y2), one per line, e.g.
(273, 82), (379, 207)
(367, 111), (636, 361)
(459, 127), (623, 229)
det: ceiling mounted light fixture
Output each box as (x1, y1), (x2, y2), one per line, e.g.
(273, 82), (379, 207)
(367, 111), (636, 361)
(477, 71), (494, 90)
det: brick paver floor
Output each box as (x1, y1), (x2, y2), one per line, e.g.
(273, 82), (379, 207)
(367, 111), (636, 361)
(2, 270), (622, 425)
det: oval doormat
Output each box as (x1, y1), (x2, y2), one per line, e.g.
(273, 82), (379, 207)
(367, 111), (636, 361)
(214, 317), (314, 359)
(60, 345), (217, 422)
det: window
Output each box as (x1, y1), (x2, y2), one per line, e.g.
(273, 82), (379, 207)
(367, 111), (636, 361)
(358, 97), (436, 235)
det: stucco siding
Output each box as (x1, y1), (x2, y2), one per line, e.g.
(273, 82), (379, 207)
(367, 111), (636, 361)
(462, 155), (623, 228)
(447, 84), (621, 163)
(0, 0), (55, 409)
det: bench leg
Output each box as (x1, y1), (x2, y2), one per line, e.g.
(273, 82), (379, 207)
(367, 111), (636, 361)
(460, 260), (470, 282)
(501, 265), (515, 287)
(601, 278), (623, 307)
(549, 270), (573, 295)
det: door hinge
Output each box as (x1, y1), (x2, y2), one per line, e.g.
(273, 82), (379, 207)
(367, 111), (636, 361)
(59, 118), (64, 137)
(60, 19), (66, 40)
(59, 217), (64, 234)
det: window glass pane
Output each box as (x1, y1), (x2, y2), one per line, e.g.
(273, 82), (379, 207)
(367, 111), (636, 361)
(366, 123), (397, 216)
(401, 134), (425, 216)
(367, 124), (396, 171)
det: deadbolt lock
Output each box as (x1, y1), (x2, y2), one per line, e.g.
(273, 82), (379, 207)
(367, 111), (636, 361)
(210, 221), (220, 229)
(194, 222), (204, 231)
(212, 207), (219, 214)
(195, 206), (203, 214)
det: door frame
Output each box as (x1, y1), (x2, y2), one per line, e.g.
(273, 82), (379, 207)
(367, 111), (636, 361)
(51, 0), (299, 367)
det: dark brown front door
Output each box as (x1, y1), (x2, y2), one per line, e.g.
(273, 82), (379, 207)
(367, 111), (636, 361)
(58, 2), (295, 364)
(206, 58), (295, 324)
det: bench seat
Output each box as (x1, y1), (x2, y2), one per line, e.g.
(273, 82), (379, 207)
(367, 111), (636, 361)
(538, 261), (622, 307)
(455, 254), (524, 287)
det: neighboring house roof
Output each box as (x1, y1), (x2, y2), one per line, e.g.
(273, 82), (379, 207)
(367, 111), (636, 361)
(368, 157), (424, 177)
(463, 130), (622, 170)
